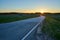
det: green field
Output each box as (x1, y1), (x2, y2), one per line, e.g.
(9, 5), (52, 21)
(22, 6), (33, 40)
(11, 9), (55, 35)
(42, 14), (60, 40)
(0, 13), (40, 23)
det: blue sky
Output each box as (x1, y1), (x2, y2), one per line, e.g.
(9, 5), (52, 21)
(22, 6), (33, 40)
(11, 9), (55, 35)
(0, 0), (60, 13)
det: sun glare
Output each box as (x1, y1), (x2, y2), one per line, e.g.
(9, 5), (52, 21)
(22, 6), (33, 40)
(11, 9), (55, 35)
(38, 8), (48, 14)
(40, 11), (44, 14)
(39, 10), (46, 14)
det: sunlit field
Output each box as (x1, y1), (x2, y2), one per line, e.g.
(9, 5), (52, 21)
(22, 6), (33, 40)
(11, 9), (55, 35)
(0, 13), (40, 23)
(42, 13), (60, 40)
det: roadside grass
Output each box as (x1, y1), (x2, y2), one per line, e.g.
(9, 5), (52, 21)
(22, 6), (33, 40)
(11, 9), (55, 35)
(0, 14), (40, 23)
(42, 16), (60, 40)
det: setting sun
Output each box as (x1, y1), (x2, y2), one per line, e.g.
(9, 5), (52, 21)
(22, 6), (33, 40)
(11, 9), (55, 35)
(40, 9), (48, 13)
(40, 11), (44, 14)
(35, 8), (49, 14)
(39, 10), (47, 14)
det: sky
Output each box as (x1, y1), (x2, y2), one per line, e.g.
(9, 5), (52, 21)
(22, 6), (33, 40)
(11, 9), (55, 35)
(0, 0), (60, 13)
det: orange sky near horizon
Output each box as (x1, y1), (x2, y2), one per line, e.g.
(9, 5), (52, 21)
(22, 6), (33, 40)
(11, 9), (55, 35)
(0, 8), (60, 13)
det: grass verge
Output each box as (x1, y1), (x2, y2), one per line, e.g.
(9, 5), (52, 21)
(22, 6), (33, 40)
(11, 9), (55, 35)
(42, 16), (60, 40)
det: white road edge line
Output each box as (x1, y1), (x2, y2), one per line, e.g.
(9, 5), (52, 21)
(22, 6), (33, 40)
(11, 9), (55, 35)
(21, 16), (45, 40)
(21, 22), (41, 40)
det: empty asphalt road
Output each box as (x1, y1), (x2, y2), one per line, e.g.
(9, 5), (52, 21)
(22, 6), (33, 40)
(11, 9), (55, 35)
(0, 16), (45, 40)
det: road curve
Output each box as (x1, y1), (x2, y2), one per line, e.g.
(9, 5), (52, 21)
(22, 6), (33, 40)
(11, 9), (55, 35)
(0, 16), (45, 40)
